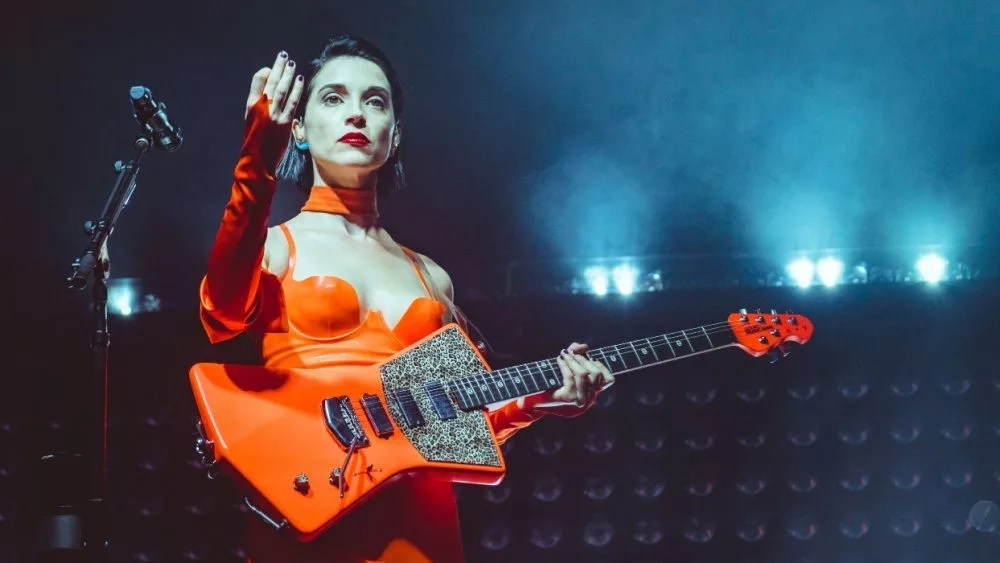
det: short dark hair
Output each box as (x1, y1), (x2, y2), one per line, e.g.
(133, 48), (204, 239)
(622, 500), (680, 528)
(276, 35), (405, 195)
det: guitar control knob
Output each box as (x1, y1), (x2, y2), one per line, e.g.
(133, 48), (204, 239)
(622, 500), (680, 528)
(770, 329), (780, 337)
(758, 336), (768, 344)
(293, 474), (310, 494)
(788, 316), (798, 325)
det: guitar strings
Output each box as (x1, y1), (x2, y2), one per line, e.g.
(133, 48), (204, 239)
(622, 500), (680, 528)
(390, 319), (800, 409)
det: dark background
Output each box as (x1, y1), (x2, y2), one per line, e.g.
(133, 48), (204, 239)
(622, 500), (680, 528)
(6, 0), (1000, 561)
(5, 283), (1000, 561)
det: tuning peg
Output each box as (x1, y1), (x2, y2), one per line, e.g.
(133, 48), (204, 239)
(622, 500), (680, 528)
(739, 308), (747, 315)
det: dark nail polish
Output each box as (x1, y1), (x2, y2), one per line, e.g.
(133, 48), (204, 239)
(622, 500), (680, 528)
(288, 60), (295, 67)
(279, 51), (288, 58)
(296, 75), (304, 81)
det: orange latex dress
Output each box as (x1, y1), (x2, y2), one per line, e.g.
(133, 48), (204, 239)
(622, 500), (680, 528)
(198, 94), (543, 562)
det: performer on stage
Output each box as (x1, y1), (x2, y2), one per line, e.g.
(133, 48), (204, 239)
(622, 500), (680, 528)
(198, 35), (614, 562)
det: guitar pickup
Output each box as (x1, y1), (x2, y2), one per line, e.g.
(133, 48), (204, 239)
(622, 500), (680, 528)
(390, 388), (426, 428)
(424, 381), (457, 421)
(360, 393), (394, 438)
(322, 396), (370, 450)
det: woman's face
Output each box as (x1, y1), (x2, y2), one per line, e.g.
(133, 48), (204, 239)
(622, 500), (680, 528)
(294, 56), (397, 184)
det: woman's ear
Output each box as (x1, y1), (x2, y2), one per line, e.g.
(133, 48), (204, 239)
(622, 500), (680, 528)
(292, 118), (305, 144)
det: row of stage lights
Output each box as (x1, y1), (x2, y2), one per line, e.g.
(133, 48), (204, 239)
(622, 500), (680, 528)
(103, 251), (971, 314)
(574, 252), (954, 296)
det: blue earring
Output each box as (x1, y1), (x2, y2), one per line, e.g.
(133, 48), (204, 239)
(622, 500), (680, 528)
(295, 140), (309, 150)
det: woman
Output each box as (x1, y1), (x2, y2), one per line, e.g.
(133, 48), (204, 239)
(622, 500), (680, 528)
(198, 35), (614, 563)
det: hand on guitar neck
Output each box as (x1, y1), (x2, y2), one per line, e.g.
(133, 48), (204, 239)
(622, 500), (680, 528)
(521, 342), (615, 418)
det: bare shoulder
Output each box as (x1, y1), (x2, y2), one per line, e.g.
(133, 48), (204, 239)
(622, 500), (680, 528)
(413, 251), (454, 301)
(262, 224), (290, 278)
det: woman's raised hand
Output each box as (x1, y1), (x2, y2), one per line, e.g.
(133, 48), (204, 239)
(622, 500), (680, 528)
(245, 51), (305, 124)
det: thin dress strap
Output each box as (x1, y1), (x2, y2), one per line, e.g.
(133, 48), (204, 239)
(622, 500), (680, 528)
(277, 223), (297, 280)
(400, 246), (434, 298)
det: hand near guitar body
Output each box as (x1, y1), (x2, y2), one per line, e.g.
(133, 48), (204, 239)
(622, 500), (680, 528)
(525, 342), (615, 417)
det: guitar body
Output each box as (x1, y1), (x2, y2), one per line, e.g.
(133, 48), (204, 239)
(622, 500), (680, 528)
(189, 324), (506, 542)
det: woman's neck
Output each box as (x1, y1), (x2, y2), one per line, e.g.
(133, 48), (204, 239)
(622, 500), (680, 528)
(300, 184), (381, 233)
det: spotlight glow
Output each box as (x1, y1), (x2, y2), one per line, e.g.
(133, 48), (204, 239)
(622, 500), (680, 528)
(584, 266), (610, 296)
(816, 257), (844, 287)
(916, 253), (946, 283)
(787, 259), (815, 288)
(111, 287), (133, 316)
(611, 263), (639, 296)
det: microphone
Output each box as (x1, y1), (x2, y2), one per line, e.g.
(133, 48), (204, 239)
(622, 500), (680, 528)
(129, 86), (183, 152)
(969, 500), (1000, 533)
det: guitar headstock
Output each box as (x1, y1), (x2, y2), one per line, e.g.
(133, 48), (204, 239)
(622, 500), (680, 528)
(728, 308), (814, 362)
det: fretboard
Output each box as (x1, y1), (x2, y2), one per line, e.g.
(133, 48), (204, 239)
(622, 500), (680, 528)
(449, 321), (738, 410)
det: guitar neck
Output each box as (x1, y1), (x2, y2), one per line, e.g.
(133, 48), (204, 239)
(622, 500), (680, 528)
(451, 320), (739, 410)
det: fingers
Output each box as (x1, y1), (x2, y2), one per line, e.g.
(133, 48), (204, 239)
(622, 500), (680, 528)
(247, 67), (271, 109)
(263, 51), (290, 103)
(561, 350), (594, 406)
(567, 342), (589, 355)
(563, 346), (615, 402)
(270, 58), (297, 116)
(555, 354), (578, 403)
(277, 74), (305, 124)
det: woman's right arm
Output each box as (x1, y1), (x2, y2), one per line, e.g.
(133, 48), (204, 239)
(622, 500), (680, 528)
(199, 52), (303, 343)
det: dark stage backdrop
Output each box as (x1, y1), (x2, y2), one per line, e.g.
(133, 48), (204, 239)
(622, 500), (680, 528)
(2, 281), (999, 562)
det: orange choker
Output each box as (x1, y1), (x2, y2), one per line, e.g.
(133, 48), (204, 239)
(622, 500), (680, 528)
(301, 185), (378, 217)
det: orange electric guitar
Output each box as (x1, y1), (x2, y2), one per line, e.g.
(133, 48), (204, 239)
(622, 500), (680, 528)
(189, 308), (813, 541)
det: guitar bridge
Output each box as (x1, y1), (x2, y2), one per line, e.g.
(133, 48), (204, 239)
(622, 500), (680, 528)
(322, 396), (370, 450)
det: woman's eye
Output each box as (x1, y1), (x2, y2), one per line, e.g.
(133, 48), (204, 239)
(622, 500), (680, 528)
(368, 97), (387, 109)
(323, 95), (342, 104)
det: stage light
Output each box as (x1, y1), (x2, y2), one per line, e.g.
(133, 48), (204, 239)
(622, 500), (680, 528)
(611, 263), (638, 295)
(787, 258), (815, 288)
(916, 253), (946, 283)
(816, 257), (844, 287)
(107, 278), (162, 316)
(110, 285), (133, 316)
(583, 266), (610, 296)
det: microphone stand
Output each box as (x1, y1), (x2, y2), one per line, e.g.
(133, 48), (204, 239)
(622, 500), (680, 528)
(38, 133), (151, 562)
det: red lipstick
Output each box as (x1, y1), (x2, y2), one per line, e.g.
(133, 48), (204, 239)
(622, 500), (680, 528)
(338, 132), (371, 146)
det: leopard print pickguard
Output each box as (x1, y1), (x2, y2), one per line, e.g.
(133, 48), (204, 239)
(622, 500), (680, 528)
(379, 326), (503, 467)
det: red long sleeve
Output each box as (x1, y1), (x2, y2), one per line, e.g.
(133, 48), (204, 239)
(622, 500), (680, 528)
(488, 398), (546, 445)
(199, 94), (290, 343)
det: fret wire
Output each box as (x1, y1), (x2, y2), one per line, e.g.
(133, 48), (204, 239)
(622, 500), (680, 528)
(646, 337), (661, 361)
(700, 325), (714, 347)
(492, 368), (512, 401)
(527, 362), (544, 392)
(527, 362), (546, 391)
(508, 365), (525, 396)
(477, 372), (497, 403)
(681, 330), (695, 353)
(464, 374), (480, 405)
(628, 341), (643, 365)
(517, 364), (534, 393)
